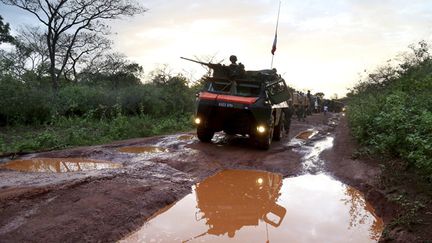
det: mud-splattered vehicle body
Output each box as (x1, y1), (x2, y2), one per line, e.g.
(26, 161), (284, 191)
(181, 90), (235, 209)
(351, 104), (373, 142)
(193, 67), (292, 150)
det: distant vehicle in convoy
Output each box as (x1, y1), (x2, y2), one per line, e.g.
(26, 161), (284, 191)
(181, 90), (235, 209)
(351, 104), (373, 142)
(182, 56), (293, 150)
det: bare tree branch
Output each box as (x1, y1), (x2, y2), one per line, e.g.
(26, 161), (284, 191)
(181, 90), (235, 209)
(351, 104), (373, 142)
(1, 0), (146, 91)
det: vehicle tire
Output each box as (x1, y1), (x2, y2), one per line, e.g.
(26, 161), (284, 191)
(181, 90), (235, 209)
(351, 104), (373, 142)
(257, 128), (273, 150)
(273, 115), (284, 141)
(197, 127), (214, 142)
(256, 119), (274, 150)
(283, 108), (293, 136)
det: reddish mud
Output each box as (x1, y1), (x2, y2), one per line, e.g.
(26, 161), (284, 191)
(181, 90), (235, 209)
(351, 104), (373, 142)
(0, 158), (122, 173)
(0, 113), (401, 242)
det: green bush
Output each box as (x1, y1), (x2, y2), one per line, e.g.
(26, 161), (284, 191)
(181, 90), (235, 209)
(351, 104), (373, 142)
(0, 72), (197, 153)
(0, 76), (52, 124)
(0, 113), (194, 154)
(348, 51), (432, 176)
(0, 75), (196, 125)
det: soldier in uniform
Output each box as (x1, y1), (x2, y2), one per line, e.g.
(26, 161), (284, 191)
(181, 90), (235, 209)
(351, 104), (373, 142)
(306, 90), (313, 115)
(228, 55), (245, 78)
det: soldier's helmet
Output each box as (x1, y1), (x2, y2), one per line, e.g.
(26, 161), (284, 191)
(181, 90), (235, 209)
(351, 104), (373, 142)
(229, 55), (237, 64)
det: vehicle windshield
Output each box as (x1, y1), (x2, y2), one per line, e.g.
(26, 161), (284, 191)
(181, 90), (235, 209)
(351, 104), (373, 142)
(208, 80), (232, 93)
(206, 80), (261, 97)
(236, 82), (261, 97)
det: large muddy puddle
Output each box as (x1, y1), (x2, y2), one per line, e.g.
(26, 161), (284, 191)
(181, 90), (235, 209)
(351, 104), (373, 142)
(122, 170), (383, 242)
(0, 158), (122, 173)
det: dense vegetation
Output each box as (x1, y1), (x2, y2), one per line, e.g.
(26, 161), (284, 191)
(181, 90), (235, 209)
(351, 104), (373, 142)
(0, 3), (203, 155)
(0, 72), (198, 154)
(347, 41), (432, 178)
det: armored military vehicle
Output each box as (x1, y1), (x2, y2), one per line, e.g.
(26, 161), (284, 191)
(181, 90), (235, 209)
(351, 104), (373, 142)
(182, 56), (292, 149)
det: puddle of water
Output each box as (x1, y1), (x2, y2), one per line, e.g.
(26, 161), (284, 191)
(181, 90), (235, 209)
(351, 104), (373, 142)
(118, 146), (168, 154)
(300, 136), (334, 172)
(0, 158), (122, 173)
(287, 130), (319, 148)
(178, 135), (195, 141)
(295, 130), (318, 140)
(122, 170), (383, 243)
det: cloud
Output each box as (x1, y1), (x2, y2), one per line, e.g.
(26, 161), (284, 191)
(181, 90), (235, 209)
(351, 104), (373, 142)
(2, 0), (432, 97)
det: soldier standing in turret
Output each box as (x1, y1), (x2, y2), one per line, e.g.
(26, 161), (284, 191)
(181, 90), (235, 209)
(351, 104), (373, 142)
(228, 55), (245, 78)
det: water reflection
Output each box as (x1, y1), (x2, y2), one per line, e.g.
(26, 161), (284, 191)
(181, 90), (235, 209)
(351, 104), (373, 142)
(287, 130), (319, 148)
(122, 170), (383, 243)
(178, 135), (195, 141)
(0, 158), (122, 173)
(191, 170), (286, 240)
(343, 187), (384, 240)
(295, 130), (318, 140)
(297, 136), (334, 173)
(118, 146), (168, 154)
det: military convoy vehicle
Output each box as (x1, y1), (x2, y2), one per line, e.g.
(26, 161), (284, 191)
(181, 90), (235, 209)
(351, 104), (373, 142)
(182, 56), (292, 149)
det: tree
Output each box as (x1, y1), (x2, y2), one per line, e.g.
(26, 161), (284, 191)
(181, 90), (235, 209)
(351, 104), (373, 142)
(0, 0), (146, 91)
(0, 15), (14, 44)
(0, 26), (50, 84)
(315, 92), (325, 99)
(80, 52), (143, 88)
(15, 26), (49, 75)
(61, 32), (112, 82)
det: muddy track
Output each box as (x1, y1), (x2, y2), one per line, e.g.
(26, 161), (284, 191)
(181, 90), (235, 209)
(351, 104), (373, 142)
(0, 113), (398, 242)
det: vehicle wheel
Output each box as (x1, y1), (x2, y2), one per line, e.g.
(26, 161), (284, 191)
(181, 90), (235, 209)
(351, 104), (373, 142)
(257, 128), (273, 150)
(197, 127), (214, 142)
(283, 108), (293, 136)
(273, 115), (284, 141)
(256, 119), (274, 150)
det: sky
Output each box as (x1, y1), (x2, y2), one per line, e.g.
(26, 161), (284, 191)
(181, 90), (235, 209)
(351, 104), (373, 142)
(2, 0), (432, 97)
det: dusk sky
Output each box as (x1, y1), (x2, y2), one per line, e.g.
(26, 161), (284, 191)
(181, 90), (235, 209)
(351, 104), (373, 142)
(2, 0), (432, 97)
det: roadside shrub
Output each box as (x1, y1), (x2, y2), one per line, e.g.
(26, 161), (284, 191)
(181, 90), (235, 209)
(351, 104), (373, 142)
(0, 113), (194, 153)
(0, 77), (196, 125)
(348, 48), (432, 176)
(0, 76), (52, 125)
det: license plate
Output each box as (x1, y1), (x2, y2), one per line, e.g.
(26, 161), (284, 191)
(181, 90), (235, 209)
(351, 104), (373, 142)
(218, 102), (234, 108)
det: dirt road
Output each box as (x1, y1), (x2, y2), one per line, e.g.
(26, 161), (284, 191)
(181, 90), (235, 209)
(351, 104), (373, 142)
(0, 113), (411, 242)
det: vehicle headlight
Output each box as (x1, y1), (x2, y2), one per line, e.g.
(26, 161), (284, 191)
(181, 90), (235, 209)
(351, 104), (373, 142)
(257, 125), (266, 133)
(257, 178), (264, 185)
(194, 117), (201, 125)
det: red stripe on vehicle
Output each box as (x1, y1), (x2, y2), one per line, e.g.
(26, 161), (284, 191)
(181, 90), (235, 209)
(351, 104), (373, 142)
(199, 92), (218, 100)
(217, 95), (258, 105)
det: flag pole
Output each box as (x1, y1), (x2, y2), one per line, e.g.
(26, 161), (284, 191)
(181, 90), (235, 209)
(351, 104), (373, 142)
(271, 0), (281, 69)
(271, 54), (275, 69)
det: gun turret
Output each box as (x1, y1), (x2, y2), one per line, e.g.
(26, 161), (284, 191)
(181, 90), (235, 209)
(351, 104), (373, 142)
(180, 57), (211, 66)
(181, 57), (228, 78)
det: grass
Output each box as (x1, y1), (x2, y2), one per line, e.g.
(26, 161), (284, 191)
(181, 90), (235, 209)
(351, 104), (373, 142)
(0, 113), (194, 155)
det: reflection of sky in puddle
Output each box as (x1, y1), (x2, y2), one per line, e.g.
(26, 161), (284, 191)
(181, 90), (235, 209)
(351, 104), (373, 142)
(178, 135), (195, 141)
(287, 130), (319, 148)
(295, 130), (318, 140)
(152, 134), (197, 149)
(298, 136), (334, 172)
(118, 146), (168, 154)
(122, 170), (383, 243)
(0, 158), (122, 173)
